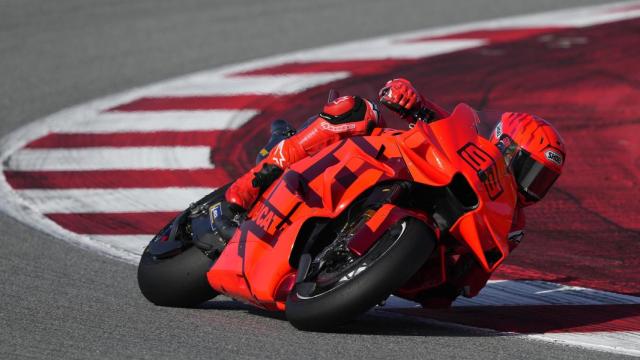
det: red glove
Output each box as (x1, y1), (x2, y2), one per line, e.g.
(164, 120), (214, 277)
(378, 78), (420, 115)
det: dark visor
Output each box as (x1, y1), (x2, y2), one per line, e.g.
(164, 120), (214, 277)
(511, 149), (560, 201)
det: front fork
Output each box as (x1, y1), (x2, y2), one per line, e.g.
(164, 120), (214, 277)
(293, 182), (441, 297)
(345, 181), (438, 256)
(346, 203), (437, 256)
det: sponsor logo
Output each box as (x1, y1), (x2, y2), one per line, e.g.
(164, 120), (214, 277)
(495, 122), (503, 138)
(545, 150), (563, 165)
(253, 203), (282, 235)
(331, 96), (350, 105)
(210, 202), (222, 219)
(209, 202), (222, 230)
(320, 121), (356, 133)
(271, 140), (286, 167)
(458, 143), (504, 200)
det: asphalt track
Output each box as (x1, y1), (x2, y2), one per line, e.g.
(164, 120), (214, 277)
(0, 1), (634, 359)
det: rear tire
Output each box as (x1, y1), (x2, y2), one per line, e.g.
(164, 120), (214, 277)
(137, 245), (218, 307)
(285, 217), (436, 331)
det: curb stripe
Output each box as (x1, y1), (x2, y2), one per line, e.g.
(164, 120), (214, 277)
(268, 39), (486, 62)
(386, 280), (640, 308)
(25, 131), (228, 148)
(387, 304), (640, 334)
(47, 212), (177, 235)
(109, 95), (287, 111)
(531, 332), (640, 357)
(88, 235), (150, 255)
(138, 73), (349, 97)
(232, 59), (419, 77)
(409, 27), (566, 43)
(56, 110), (258, 133)
(6, 147), (214, 171)
(4, 169), (230, 189)
(17, 187), (213, 213)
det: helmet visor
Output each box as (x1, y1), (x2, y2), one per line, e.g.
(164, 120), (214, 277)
(511, 149), (560, 201)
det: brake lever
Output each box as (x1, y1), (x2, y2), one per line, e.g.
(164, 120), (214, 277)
(406, 107), (435, 124)
(380, 97), (433, 123)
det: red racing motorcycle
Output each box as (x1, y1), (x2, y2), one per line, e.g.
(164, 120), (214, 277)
(138, 103), (518, 330)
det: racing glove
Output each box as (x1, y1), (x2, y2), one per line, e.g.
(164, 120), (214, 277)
(379, 78), (450, 123)
(378, 78), (421, 116)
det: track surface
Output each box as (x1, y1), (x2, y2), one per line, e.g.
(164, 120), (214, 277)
(0, 1), (634, 359)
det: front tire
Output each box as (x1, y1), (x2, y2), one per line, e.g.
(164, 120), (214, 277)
(137, 245), (218, 307)
(285, 217), (436, 331)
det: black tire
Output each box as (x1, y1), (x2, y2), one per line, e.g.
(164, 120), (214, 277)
(285, 217), (436, 331)
(137, 245), (218, 307)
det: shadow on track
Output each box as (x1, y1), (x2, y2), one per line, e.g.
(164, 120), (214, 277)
(196, 298), (640, 336)
(195, 299), (498, 337)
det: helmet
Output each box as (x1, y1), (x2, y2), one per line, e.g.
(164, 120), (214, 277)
(490, 112), (566, 206)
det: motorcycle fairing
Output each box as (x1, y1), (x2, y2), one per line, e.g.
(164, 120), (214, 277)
(207, 134), (415, 309)
(207, 103), (518, 309)
(401, 104), (518, 271)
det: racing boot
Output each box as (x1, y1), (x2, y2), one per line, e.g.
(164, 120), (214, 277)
(217, 162), (284, 241)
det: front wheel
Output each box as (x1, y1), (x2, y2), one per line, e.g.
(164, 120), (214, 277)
(285, 217), (436, 331)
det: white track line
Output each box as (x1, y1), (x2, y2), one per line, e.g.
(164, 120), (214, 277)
(89, 235), (151, 256)
(454, 280), (640, 306)
(16, 187), (212, 213)
(529, 332), (640, 357)
(385, 280), (640, 308)
(467, 4), (640, 29)
(6, 147), (214, 171)
(142, 73), (350, 97)
(280, 39), (486, 62)
(57, 110), (258, 133)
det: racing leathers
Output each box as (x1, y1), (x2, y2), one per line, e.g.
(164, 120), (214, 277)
(225, 95), (384, 210)
(225, 78), (448, 211)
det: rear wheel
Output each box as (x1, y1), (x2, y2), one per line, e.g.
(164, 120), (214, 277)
(138, 185), (229, 307)
(285, 217), (436, 331)
(137, 184), (232, 308)
(138, 245), (218, 307)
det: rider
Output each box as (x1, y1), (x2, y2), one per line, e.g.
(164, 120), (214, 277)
(215, 78), (566, 307)
(214, 78), (449, 239)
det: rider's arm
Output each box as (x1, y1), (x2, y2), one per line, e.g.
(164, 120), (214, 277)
(225, 96), (382, 210)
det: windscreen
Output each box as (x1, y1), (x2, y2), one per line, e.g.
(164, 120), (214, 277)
(475, 110), (504, 139)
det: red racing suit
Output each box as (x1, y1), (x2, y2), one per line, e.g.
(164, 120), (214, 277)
(225, 89), (449, 210)
(225, 95), (385, 209)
